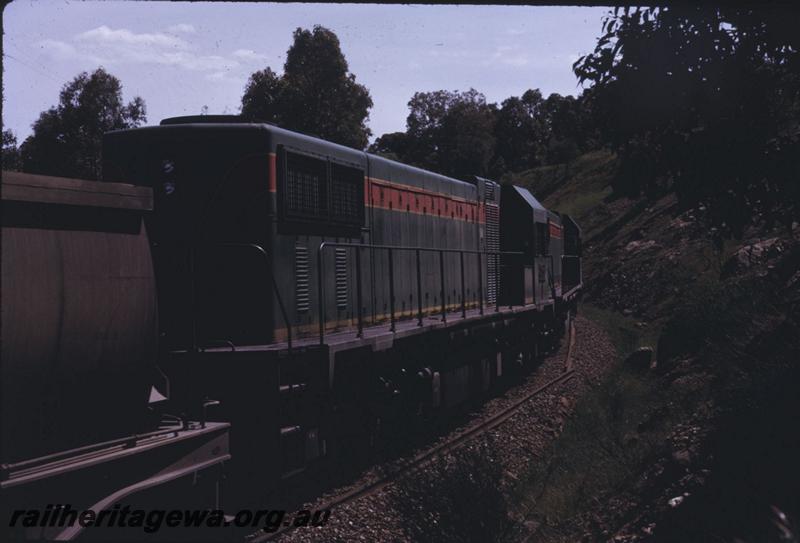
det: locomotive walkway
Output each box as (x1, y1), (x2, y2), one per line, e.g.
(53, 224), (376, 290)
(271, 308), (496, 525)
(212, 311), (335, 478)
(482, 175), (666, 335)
(210, 285), (581, 357)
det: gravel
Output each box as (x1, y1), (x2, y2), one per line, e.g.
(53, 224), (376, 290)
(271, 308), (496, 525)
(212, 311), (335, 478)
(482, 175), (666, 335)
(270, 314), (618, 543)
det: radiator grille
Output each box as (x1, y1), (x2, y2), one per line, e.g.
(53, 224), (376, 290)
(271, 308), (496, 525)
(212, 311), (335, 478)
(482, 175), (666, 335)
(335, 248), (348, 310)
(485, 203), (500, 304)
(295, 242), (310, 313)
(330, 163), (364, 225)
(286, 152), (327, 219)
(283, 151), (364, 227)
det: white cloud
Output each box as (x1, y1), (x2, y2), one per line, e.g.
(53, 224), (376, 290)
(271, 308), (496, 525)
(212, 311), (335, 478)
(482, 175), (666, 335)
(482, 44), (529, 67)
(204, 71), (247, 85)
(37, 39), (79, 60)
(40, 25), (243, 73)
(428, 48), (474, 60)
(232, 49), (269, 63)
(77, 25), (188, 50)
(164, 53), (236, 72)
(166, 23), (196, 34)
(206, 71), (226, 81)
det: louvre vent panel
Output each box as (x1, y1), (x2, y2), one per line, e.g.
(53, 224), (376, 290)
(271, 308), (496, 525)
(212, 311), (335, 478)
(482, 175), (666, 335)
(484, 180), (496, 201)
(334, 248), (348, 310)
(295, 243), (310, 313)
(485, 203), (500, 304)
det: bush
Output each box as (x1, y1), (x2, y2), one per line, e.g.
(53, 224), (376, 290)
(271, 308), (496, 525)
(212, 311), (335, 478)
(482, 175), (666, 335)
(393, 437), (511, 542)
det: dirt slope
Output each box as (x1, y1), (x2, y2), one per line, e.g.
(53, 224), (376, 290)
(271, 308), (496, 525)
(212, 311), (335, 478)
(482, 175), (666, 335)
(507, 152), (800, 542)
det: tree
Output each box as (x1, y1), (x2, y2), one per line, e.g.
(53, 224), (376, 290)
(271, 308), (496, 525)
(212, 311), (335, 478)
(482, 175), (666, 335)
(368, 131), (410, 162)
(2, 130), (21, 171)
(19, 68), (146, 180)
(539, 94), (585, 165)
(372, 86), (598, 180)
(240, 68), (284, 125)
(574, 6), (800, 238)
(436, 93), (497, 179)
(493, 90), (547, 172)
(402, 89), (496, 179)
(241, 26), (373, 150)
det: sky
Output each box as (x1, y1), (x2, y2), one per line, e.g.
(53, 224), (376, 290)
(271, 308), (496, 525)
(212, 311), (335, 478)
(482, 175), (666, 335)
(3, 1), (609, 144)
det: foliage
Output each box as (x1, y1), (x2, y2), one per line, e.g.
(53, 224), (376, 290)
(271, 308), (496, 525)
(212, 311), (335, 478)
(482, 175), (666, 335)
(492, 89), (548, 172)
(574, 6), (800, 239)
(369, 88), (596, 180)
(393, 439), (511, 543)
(240, 26), (373, 150)
(368, 131), (410, 162)
(2, 130), (21, 171)
(18, 68), (146, 180)
(398, 89), (497, 179)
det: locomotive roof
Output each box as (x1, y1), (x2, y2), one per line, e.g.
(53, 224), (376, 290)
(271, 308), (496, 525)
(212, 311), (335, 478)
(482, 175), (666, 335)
(108, 117), (478, 196)
(512, 185), (549, 223)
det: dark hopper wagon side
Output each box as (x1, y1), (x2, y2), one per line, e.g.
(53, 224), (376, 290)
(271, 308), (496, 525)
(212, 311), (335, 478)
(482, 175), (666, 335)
(1, 171), (229, 541)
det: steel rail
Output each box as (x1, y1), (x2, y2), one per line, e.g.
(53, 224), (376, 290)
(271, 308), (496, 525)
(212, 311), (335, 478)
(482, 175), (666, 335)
(251, 319), (578, 542)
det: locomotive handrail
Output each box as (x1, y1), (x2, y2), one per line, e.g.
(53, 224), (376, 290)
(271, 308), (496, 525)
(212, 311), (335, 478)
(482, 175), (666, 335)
(211, 243), (293, 354)
(316, 241), (524, 344)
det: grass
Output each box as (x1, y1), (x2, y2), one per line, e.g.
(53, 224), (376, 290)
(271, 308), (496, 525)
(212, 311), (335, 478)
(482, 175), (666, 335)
(508, 151), (617, 235)
(579, 303), (660, 360)
(503, 304), (686, 542)
(497, 149), (800, 542)
(392, 437), (512, 543)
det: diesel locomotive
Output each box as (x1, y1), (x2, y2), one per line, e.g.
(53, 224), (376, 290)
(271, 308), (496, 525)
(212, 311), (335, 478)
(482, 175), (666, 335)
(1, 113), (582, 535)
(102, 115), (582, 507)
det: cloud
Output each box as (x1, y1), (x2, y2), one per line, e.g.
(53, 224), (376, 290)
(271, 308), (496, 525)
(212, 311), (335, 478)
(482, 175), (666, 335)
(232, 49), (269, 63)
(426, 43), (529, 68)
(77, 25), (188, 50)
(37, 39), (79, 60)
(500, 55), (529, 67)
(428, 48), (474, 60)
(38, 25), (243, 74)
(483, 44), (529, 67)
(204, 71), (247, 85)
(206, 71), (226, 81)
(161, 52), (237, 71)
(37, 38), (107, 64)
(166, 23), (196, 34)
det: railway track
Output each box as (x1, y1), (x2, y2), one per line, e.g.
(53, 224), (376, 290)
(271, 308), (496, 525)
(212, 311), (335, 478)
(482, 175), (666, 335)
(249, 318), (578, 542)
